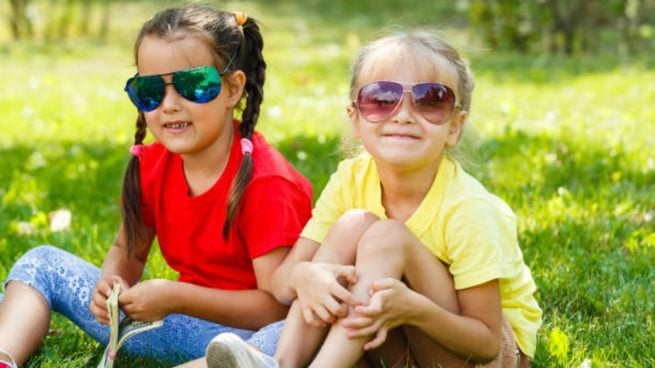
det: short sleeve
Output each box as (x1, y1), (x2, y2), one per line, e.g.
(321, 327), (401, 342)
(237, 176), (313, 259)
(300, 165), (347, 243)
(137, 143), (167, 228)
(444, 198), (519, 290)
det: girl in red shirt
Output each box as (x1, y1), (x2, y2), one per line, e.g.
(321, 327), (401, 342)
(0, 6), (312, 367)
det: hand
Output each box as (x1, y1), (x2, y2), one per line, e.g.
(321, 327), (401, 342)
(341, 278), (414, 350)
(119, 279), (173, 321)
(90, 275), (129, 325)
(293, 262), (359, 327)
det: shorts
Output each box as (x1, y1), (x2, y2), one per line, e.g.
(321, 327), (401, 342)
(478, 318), (531, 368)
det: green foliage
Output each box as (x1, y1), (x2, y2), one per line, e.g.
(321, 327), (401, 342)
(467, 0), (655, 55)
(1, 1), (654, 367)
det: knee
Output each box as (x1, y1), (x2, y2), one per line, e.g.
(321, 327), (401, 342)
(358, 219), (411, 256)
(333, 209), (380, 231)
(319, 210), (380, 261)
(22, 244), (62, 258)
(10, 245), (74, 279)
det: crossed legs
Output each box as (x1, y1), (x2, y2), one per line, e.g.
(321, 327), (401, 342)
(276, 210), (474, 368)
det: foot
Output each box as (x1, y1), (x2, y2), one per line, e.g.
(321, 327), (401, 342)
(206, 333), (278, 368)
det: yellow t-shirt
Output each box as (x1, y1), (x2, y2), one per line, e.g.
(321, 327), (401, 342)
(301, 153), (542, 357)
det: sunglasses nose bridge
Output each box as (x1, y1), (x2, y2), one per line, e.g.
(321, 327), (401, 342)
(388, 85), (417, 123)
(158, 80), (185, 111)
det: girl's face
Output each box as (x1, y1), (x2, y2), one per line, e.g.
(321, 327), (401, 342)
(349, 45), (467, 173)
(136, 35), (245, 158)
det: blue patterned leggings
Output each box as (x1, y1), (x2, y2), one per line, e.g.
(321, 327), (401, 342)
(3, 245), (283, 365)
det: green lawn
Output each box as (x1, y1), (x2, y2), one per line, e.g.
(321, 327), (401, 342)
(1, 1), (654, 367)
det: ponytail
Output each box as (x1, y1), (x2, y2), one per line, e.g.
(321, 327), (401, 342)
(121, 112), (147, 256)
(223, 16), (266, 237)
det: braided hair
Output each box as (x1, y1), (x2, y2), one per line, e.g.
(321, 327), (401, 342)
(121, 6), (266, 255)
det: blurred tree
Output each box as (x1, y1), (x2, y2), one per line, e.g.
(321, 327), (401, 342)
(468, 0), (655, 55)
(9, 0), (33, 40)
(7, 0), (113, 42)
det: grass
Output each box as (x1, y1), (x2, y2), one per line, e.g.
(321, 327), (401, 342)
(1, 0), (654, 367)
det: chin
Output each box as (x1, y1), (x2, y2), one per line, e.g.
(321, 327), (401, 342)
(160, 141), (194, 155)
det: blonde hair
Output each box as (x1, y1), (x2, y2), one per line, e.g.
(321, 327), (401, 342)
(347, 30), (481, 173)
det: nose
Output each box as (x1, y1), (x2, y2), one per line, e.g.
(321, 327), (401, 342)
(159, 82), (182, 112)
(391, 90), (416, 124)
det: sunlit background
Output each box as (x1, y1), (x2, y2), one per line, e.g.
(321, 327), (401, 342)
(1, 1), (654, 366)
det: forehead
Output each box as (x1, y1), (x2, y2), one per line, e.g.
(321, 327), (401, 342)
(357, 42), (459, 92)
(137, 35), (215, 75)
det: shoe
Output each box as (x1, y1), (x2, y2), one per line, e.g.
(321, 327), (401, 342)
(0, 348), (16, 368)
(205, 333), (278, 368)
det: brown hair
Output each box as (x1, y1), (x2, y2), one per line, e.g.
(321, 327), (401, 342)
(121, 6), (266, 255)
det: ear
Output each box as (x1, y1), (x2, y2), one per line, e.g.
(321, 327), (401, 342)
(223, 70), (246, 108)
(446, 110), (467, 147)
(347, 102), (361, 139)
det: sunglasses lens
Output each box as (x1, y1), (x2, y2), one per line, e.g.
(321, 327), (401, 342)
(412, 83), (456, 124)
(125, 75), (165, 112)
(173, 66), (222, 104)
(356, 81), (403, 122)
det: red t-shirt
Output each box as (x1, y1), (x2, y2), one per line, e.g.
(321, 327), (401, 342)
(138, 128), (313, 290)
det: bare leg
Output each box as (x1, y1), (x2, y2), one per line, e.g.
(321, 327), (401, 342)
(0, 281), (51, 365)
(275, 210), (379, 368)
(311, 219), (471, 368)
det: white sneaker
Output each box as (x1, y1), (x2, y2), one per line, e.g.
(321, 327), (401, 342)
(205, 333), (279, 368)
(0, 348), (17, 368)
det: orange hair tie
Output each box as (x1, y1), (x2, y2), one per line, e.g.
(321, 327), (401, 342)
(234, 12), (247, 26)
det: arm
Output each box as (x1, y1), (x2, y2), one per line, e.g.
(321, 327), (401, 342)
(410, 280), (503, 361)
(270, 237), (320, 305)
(119, 247), (291, 330)
(271, 234), (361, 327)
(90, 224), (155, 324)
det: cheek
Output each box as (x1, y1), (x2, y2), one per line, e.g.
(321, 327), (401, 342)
(143, 112), (158, 127)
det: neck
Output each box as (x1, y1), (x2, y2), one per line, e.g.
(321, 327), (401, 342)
(376, 155), (443, 222)
(182, 128), (235, 196)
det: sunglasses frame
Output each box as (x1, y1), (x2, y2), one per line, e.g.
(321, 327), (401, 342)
(354, 80), (460, 125)
(124, 52), (237, 112)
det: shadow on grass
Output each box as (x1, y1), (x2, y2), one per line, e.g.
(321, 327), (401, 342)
(2, 128), (654, 365)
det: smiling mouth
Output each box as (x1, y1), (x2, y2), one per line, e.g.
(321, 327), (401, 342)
(164, 122), (191, 129)
(384, 133), (418, 139)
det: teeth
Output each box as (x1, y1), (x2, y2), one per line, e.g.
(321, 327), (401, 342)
(166, 122), (190, 129)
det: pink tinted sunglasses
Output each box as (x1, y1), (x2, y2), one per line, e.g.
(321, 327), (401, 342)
(354, 80), (459, 125)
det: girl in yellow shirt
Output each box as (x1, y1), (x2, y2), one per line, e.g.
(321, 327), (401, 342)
(192, 30), (542, 368)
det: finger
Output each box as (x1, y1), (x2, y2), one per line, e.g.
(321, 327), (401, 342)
(334, 303), (349, 318)
(347, 320), (381, 338)
(302, 306), (316, 325)
(341, 316), (374, 329)
(307, 310), (327, 328)
(114, 276), (130, 291)
(313, 304), (335, 324)
(118, 287), (136, 304)
(335, 265), (357, 284)
(323, 295), (347, 318)
(330, 282), (359, 307)
(370, 278), (396, 292)
(364, 328), (388, 350)
(94, 279), (113, 298)
(355, 304), (382, 317)
(89, 303), (109, 325)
